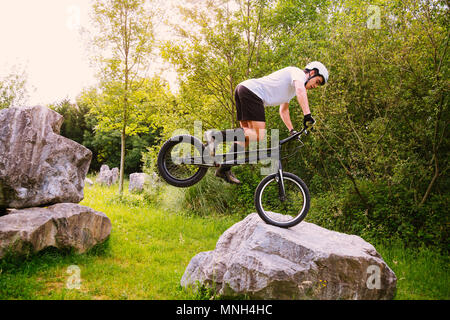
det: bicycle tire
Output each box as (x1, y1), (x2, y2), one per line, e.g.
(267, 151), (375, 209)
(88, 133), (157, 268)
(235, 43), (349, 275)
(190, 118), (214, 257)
(157, 135), (208, 187)
(254, 172), (310, 228)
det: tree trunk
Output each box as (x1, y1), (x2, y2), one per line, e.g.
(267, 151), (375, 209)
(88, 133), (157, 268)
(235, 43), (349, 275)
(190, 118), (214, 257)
(119, 4), (130, 195)
(119, 127), (126, 194)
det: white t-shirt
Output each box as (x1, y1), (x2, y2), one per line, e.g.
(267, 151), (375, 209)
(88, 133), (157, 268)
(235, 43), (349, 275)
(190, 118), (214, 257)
(239, 67), (306, 107)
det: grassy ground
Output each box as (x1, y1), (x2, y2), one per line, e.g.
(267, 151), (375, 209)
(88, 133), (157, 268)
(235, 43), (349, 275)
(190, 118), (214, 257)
(0, 180), (242, 300)
(0, 180), (448, 300)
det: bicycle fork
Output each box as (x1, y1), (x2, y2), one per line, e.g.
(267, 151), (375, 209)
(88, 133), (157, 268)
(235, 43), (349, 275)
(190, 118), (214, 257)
(275, 160), (286, 202)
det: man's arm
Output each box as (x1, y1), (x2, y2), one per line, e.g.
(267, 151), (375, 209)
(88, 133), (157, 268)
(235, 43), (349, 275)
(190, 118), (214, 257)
(293, 80), (311, 116)
(279, 102), (294, 132)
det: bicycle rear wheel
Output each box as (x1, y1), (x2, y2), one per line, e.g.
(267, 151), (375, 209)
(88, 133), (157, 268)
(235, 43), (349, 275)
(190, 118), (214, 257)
(157, 135), (208, 187)
(254, 172), (310, 228)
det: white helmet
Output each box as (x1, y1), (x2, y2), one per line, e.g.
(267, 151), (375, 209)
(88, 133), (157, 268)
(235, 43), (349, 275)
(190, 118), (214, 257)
(305, 61), (329, 85)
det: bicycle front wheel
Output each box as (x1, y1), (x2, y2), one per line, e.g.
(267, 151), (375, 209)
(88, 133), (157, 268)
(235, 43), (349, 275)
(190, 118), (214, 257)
(254, 172), (310, 228)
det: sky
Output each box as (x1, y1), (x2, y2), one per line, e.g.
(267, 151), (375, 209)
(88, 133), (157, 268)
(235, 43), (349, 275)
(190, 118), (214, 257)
(0, 0), (179, 106)
(0, 0), (98, 105)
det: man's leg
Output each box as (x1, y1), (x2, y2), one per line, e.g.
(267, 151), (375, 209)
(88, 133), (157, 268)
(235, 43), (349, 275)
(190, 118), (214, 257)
(214, 126), (245, 184)
(216, 121), (266, 184)
(243, 120), (266, 144)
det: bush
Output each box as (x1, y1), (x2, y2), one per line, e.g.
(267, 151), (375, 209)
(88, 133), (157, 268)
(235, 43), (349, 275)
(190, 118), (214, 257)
(182, 171), (237, 216)
(308, 180), (449, 252)
(180, 164), (267, 217)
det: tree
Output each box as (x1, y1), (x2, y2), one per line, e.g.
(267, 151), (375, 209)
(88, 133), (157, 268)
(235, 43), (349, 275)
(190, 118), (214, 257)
(156, 0), (449, 249)
(78, 76), (173, 174)
(161, 0), (271, 129)
(49, 98), (91, 145)
(89, 0), (155, 194)
(0, 68), (30, 109)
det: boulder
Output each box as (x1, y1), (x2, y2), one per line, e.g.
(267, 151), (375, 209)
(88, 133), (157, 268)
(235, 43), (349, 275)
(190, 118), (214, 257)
(0, 203), (112, 258)
(0, 106), (92, 209)
(127, 172), (160, 193)
(97, 165), (119, 186)
(111, 167), (119, 184)
(181, 213), (397, 300)
(129, 173), (150, 193)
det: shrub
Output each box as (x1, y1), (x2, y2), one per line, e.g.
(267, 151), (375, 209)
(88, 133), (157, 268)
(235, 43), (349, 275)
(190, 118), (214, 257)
(180, 164), (267, 217)
(308, 180), (449, 252)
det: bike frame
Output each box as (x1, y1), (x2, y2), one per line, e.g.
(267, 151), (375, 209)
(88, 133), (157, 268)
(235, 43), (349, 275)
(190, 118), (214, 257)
(176, 127), (310, 201)
(197, 127), (308, 166)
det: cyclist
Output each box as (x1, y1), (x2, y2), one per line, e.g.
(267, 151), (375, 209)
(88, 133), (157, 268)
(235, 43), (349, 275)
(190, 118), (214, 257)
(205, 61), (329, 184)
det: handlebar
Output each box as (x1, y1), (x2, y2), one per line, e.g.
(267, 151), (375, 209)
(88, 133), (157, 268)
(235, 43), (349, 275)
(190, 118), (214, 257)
(280, 124), (314, 145)
(303, 123), (315, 135)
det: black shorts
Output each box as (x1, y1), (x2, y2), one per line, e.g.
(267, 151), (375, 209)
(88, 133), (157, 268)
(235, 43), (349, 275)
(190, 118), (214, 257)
(235, 84), (265, 122)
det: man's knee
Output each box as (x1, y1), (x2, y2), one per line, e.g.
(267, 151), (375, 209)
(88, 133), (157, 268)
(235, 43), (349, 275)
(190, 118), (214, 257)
(256, 128), (266, 141)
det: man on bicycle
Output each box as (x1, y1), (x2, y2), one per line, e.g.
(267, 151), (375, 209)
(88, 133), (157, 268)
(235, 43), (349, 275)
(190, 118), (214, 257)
(205, 61), (329, 184)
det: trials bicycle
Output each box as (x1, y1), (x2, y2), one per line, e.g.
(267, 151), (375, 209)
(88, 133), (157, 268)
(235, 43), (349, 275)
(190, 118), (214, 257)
(157, 126), (313, 228)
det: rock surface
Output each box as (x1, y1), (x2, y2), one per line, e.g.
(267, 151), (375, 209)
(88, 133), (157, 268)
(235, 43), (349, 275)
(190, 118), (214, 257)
(96, 165), (119, 186)
(85, 178), (94, 186)
(181, 213), (397, 300)
(129, 173), (149, 193)
(0, 106), (92, 209)
(0, 203), (112, 258)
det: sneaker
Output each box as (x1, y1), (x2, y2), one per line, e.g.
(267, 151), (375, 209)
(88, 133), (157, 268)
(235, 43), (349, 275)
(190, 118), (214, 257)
(215, 166), (241, 184)
(204, 130), (217, 157)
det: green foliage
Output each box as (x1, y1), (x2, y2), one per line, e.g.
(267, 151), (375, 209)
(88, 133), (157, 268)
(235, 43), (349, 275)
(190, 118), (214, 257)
(178, 163), (269, 217)
(182, 171), (238, 216)
(308, 180), (449, 252)
(48, 96), (159, 174)
(75, 77), (170, 173)
(375, 242), (450, 300)
(0, 67), (29, 109)
(145, 0), (449, 252)
(84, 126), (159, 174)
(1, 181), (448, 300)
(160, 0), (274, 130)
(49, 99), (91, 145)
(89, 0), (157, 193)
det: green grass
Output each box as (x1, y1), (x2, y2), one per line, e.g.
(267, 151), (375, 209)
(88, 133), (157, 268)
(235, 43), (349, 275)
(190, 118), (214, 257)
(374, 243), (449, 300)
(0, 179), (242, 300)
(0, 179), (448, 300)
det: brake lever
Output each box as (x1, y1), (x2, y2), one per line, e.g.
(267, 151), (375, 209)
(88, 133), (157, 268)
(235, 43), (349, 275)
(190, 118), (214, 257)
(303, 126), (315, 135)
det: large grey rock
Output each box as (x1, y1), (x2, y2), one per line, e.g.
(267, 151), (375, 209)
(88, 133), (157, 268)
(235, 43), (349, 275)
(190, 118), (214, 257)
(0, 106), (92, 209)
(0, 203), (112, 258)
(181, 213), (397, 300)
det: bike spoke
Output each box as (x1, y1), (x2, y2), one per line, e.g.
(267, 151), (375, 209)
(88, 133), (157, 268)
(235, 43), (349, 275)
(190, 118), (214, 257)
(164, 142), (201, 180)
(259, 177), (306, 223)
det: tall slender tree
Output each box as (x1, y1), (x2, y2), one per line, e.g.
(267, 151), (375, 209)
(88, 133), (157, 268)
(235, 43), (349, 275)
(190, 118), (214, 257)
(161, 0), (270, 129)
(90, 0), (155, 194)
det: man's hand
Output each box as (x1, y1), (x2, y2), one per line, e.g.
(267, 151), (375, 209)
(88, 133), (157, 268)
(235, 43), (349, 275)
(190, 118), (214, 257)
(289, 129), (298, 136)
(303, 113), (316, 128)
